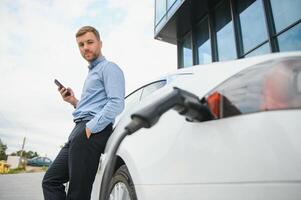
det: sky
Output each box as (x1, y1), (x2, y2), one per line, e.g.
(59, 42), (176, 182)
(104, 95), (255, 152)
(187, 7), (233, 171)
(0, 0), (177, 160)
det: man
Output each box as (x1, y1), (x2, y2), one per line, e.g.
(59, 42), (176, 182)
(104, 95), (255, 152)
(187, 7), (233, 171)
(42, 26), (125, 200)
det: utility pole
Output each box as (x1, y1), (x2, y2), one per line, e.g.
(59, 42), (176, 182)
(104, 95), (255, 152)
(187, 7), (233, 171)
(20, 137), (26, 157)
(19, 137), (26, 167)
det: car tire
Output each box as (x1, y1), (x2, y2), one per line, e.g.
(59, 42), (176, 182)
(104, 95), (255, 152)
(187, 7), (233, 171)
(108, 165), (138, 200)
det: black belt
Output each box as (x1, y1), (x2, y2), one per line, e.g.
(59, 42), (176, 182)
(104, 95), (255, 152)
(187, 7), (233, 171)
(73, 116), (93, 123)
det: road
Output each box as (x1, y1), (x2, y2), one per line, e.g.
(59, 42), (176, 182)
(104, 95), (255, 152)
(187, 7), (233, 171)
(0, 172), (45, 200)
(0, 171), (102, 200)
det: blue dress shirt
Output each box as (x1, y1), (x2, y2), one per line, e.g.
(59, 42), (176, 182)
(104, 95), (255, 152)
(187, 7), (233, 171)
(72, 56), (125, 134)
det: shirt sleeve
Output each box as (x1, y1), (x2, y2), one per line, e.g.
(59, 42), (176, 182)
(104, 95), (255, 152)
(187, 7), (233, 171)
(86, 62), (125, 133)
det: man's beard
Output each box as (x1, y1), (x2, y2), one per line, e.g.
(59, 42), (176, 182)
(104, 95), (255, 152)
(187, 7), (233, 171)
(84, 51), (99, 62)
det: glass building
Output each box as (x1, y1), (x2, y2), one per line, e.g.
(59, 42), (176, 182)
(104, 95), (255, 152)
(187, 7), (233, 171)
(154, 0), (301, 68)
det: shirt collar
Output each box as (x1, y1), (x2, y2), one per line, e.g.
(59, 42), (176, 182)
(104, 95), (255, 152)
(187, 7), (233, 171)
(88, 56), (105, 69)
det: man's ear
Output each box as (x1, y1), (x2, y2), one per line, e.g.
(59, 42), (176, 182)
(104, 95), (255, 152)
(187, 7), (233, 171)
(99, 40), (103, 48)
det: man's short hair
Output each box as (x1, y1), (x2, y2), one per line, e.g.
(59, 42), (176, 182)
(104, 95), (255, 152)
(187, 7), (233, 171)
(76, 26), (100, 41)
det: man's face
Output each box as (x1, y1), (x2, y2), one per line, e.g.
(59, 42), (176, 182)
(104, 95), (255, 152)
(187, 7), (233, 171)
(76, 32), (102, 62)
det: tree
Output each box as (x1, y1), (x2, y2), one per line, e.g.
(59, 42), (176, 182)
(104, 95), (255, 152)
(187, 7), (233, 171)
(0, 138), (8, 160)
(10, 150), (39, 159)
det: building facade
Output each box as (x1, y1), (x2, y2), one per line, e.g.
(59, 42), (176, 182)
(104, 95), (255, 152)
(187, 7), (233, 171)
(154, 0), (301, 68)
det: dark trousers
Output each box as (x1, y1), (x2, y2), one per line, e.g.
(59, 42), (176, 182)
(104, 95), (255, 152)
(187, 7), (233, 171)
(42, 121), (112, 200)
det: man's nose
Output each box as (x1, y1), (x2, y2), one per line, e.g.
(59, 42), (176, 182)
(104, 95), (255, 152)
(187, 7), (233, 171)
(83, 43), (89, 50)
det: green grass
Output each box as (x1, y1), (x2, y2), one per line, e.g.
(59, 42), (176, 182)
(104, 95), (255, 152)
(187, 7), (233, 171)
(7, 167), (26, 174)
(0, 166), (49, 174)
(41, 166), (49, 171)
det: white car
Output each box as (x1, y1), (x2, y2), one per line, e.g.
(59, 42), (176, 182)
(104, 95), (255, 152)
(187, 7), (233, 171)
(91, 52), (301, 200)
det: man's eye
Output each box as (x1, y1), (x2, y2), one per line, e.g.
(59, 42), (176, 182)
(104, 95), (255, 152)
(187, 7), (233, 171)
(78, 43), (84, 47)
(87, 41), (93, 44)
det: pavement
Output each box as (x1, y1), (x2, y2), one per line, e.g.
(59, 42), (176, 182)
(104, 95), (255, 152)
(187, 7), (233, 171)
(0, 172), (45, 200)
(0, 168), (102, 200)
(26, 166), (47, 173)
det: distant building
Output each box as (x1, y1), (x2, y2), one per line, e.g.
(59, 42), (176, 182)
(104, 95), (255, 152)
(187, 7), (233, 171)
(154, 0), (301, 68)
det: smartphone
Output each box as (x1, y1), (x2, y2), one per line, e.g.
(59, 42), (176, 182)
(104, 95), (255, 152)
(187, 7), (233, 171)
(54, 79), (71, 96)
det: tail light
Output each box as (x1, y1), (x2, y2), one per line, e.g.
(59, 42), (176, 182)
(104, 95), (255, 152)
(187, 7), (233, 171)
(207, 92), (221, 118)
(206, 57), (301, 119)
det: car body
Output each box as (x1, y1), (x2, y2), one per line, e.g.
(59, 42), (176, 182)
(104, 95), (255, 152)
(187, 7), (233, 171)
(27, 156), (52, 167)
(91, 52), (301, 200)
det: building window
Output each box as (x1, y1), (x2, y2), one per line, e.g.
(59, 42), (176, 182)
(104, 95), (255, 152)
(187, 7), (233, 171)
(167, 0), (181, 17)
(214, 0), (236, 61)
(195, 18), (212, 64)
(155, 0), (166, 25)
(238, 0), (268, 54)
(179, 32), (193, 67)
(278, 23), (301, 51)
(270, 0), (301, 33)
(167, 0), (176, 9)
(269, 0), (301, 52)
(245, 42), (270, 57)
(155, 0), (181, 33)
(155, 0), (301, 68)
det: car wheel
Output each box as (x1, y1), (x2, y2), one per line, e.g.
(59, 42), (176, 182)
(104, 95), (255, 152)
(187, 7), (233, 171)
(108, 165), (138, 200)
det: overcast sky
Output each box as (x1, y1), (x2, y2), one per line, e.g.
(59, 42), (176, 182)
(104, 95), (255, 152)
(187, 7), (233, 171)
(0, 0), (176, 160)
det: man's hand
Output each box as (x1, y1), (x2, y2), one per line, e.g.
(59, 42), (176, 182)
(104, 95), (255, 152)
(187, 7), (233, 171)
(58, 87), (78, 108)
(85, 127), (92, 139)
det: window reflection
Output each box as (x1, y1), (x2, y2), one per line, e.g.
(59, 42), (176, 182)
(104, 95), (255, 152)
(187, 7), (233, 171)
(278, 23), (301, 52)
(245, 42), (270, 57)
(180, 32), (193, 67)
(125, 81), (166, 112)
(125, 89), (142, 112)
(270, 0), (301, 32)
(238, 0), (268, 53)
(155, 0), (166, 25)
(167, 0), (181, 17)
(196, 18), (212, 64)
(141, 81), (166, 100)
(167, 0), (176, 9)
(214, 0), (236, 61)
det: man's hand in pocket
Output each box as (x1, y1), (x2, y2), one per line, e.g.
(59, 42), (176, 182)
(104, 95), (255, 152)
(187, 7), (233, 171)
(86, 127), (92, 139)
